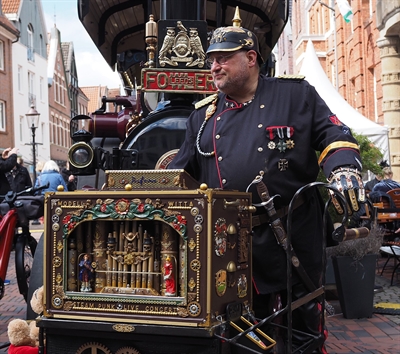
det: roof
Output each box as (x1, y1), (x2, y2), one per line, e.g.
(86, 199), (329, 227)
(1, 0), (21, 14)
(61, 42), (73, 73)
(0, 14), (19, 37)
(78, 0), (289, 87)
(81, 86), (109, 114)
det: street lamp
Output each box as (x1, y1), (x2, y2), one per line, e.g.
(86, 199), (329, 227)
(25, 105), (40, 185)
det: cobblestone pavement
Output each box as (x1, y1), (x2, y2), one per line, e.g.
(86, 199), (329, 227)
(325, 271), (400, 354)
(0, 226), (399, 353)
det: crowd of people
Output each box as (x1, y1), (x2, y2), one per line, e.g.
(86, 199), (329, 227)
(0, 147), (76, 200)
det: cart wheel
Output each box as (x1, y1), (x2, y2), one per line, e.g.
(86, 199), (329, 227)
(26, 233), (44, 319)
(15, 233), (37, 301)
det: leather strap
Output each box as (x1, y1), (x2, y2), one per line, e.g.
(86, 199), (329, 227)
(252, 194), (306, 228)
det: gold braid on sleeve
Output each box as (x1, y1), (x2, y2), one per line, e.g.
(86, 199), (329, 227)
(318, 142), (359, 166)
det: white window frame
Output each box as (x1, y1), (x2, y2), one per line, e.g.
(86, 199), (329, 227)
(0, 101), (6, 131)
(40, 77), (44, 102)
(27, 24), (34, 62)
(0, 40), (4, 71)
(28, 71), (35, 106)
(18, 66), (22, 91)
(20, 115), (24, 142)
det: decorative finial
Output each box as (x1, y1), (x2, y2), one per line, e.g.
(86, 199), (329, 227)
(232, 6), (242, 27)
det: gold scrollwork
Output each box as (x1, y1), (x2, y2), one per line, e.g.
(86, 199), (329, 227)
(188, 238), (196, 252)
(112, 324), (136, 333)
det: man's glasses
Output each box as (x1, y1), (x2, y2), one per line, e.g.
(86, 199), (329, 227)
(205, 51), (241, 68)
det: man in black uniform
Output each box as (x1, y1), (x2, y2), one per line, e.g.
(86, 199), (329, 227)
(169, 25), (364, 353)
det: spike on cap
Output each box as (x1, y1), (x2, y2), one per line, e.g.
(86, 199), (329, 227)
(232, 6), (242, 27)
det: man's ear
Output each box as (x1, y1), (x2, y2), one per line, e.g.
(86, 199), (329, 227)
(246, 50), (258, 66)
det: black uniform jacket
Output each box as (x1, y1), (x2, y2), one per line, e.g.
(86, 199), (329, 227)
(169, 75), (362, 293)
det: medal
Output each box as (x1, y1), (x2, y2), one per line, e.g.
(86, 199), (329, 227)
(278, 159), (289, 171)
(266, 126), (295, 153)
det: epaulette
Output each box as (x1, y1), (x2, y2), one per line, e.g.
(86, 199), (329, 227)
(277, 74), (305, 81)
(195, 93), (218, 110)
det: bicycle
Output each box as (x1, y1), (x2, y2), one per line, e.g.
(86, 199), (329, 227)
(0, 183), (48, 301)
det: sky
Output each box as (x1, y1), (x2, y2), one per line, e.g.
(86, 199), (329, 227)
(41, 0), (122, 89)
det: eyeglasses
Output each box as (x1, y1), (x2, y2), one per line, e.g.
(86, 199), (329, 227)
(205, 52), (241, 68)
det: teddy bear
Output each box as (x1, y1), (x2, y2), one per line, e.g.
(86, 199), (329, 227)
(7, 286), (44, 354)
(30, 286), (44, 317)
(7, 319), (38, 354)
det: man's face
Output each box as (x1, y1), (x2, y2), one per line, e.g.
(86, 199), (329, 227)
(208, 50), (250, 95)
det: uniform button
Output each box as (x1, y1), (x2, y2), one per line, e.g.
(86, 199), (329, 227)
(258, 124), (263, 128)
(258, 147), (263, 152)
(218, 156), (223, 161)
(260, 104), (265, 108)
(216, 134), (221, 139)
(222, 179), (227, 184)
(217, 116), (221, 121)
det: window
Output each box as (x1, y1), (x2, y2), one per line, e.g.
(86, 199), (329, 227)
(27, 24), (34, 62)
(18, 66), (22, 91)
(0, 101), (5, 131)
(0, 40), (4, 71)
(19, 116), (24, 142)
(40, 77), (44, 101)
(28, 71), (36, 106)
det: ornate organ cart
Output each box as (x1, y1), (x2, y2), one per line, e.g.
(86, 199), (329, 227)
(38, 170), (272, 353)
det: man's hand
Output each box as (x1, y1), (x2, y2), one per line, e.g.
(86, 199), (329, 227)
(1, 147), (18, 159)
(328, 166), (365, 215)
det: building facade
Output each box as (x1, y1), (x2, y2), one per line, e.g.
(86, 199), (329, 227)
(3, 0), (50, 178)
(0, 0), (19, 150)
(281, 0), (400, 178)
(376, 1), (400, 178)
(47, 25), (71, 166)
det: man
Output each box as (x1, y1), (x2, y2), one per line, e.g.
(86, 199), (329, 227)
(0, 147), (19, 201)
(60, 162), (77, 192)
(372, 167), (400, 193)
(169, 24), (364, 353)
(6, 157), (32, 193)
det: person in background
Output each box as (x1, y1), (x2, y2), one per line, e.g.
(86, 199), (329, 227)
(371, 167), (400, 193)
(0, 147), (19, 201)
(60, 162), (77, 191)
(35, 160), (68, 194)
(364, 160), (389, 193)
(364, 173), (383, 194)
(35, 160), (45, 187)
(169, 24), (364, 353)
(6, 157), (32, 193)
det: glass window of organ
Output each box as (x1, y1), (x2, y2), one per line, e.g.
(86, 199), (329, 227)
(66, 219), (183, 298)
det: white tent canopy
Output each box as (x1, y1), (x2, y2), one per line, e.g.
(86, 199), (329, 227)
(299, 40), (389, 162)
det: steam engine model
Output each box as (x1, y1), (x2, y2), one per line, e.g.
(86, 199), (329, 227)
(35, 1), (291, 353)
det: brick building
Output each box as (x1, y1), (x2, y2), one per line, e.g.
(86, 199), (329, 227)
(0, 1), (19, 150)
(47, 25), (71, 166)
(279, 0), (400, 178)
